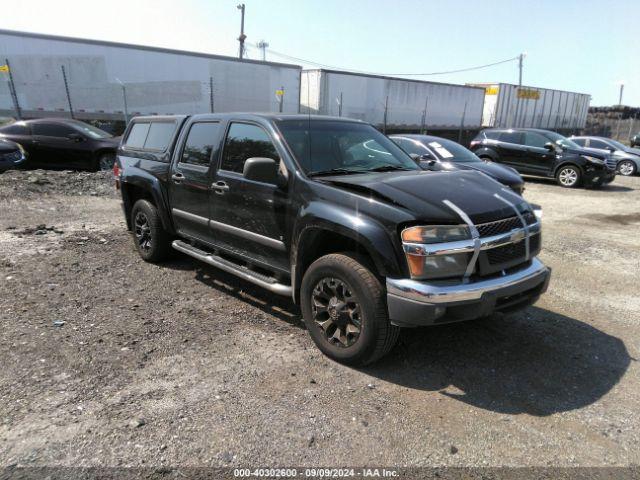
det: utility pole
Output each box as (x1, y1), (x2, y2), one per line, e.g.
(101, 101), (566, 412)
(458, 102), (467, 143)
(61, 65), (74, 119)
(278, 86), (284, 113)
(337, 92), (343, 116)
(257, 40), (269, 61)
(618, 83), (624, 106)
(237, 4), (246, 60)
(518, 53), (524, 87)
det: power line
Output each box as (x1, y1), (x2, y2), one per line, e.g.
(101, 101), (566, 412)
(249, 43), (520, 77)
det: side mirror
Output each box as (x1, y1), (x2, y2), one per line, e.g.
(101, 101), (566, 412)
(68, 133), (84, 142)
(243, 157), (283, 186)
(543, 142), (556, 152)
(409, 153), (421, 164)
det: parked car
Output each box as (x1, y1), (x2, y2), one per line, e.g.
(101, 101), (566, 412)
(631, 133), (640, 148)
(115, 114), (550, 365)
(0, 138), (27, 172)
(469, 128), (616, 188)
(390, 134), (525, 195)
(570, 136), (640, 176)
(0, 118), (120, 171)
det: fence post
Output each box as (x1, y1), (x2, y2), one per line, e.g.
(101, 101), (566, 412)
(338, 91), (343, 117)
(279, 85), (284, 113)
(61, 65), (74, 119)
(383, 95), (389, 134)
(209, 76), (215, 113)
(420, 97), (428, 134)
(458, 101), (467, 144)
(4, 58), (22, 119)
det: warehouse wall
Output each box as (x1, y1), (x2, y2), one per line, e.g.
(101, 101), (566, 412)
(0, 30), (301, 121)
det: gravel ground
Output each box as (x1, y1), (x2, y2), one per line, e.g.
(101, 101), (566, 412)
(0, 169), (638, 469)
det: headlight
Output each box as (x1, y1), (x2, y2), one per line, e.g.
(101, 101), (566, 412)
(401, 225), (472, 279)
(402, 225), (471, 244)
(582, 155), (604, 165)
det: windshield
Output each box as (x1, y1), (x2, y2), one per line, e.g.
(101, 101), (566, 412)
(71, 122), (113, 139)
(276, 120), (419, 175)
(605, 139), (627, 150)
(423, 138), (481, 163)
(544, 131), (580, 150)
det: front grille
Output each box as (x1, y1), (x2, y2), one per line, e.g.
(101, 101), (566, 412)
(475, 212), (536, 238)
(1, 150), (22, 162)
(605, 156), (617, 170)
(487, 240), (526, 265)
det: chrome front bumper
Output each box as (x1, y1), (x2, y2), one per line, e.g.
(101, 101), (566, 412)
(386, 258), (551, 327)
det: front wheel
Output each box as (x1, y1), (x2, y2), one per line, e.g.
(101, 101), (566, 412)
(94, 153), (115, 171)
(556, 165), (581, 188)
(618, 160), (637, 176)
(300, 253), (399, 366)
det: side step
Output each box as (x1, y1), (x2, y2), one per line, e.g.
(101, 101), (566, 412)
(172, 240), (292, 297)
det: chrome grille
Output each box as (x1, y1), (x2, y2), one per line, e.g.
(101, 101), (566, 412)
(475, 213), (536, 238)
(487, 240), (526, 265)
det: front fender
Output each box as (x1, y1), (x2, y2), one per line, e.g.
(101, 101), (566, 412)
(293, 201), (406, 280)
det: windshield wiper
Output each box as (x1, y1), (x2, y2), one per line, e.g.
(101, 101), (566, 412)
(367, 165), (413, 172)
(307, 168), (366, 177)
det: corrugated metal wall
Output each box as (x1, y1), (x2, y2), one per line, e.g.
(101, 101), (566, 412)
(474, 83), (590, 130)
(0, 30), (301, 120)
(301, 69), (485, 130)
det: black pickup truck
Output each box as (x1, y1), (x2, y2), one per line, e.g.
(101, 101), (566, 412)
(115, 114), (551, 365)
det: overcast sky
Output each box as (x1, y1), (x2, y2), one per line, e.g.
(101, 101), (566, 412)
(1, 0), (637, 106)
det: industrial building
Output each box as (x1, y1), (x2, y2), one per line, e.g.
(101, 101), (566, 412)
(300, 69), (486, 132)
(469, 82), (591, 131)
(0, 29), (302, 121)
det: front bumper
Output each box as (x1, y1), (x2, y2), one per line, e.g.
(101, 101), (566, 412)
(386, 257), (551, 327)
(584, 167), (616, 185)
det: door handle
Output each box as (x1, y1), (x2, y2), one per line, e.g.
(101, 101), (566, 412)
(211, 181), (229, 194)
(171, 173), (185, 183)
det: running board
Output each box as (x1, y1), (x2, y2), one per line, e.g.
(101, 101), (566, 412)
(172, 240), (292, 296)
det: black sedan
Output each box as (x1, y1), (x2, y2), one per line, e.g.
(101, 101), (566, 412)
(0, 118), (120, 171)
(390, 134), (525, 195)
(0, 138), (27, 172)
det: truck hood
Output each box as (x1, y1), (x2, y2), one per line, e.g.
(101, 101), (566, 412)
(320, 170), (527, 225)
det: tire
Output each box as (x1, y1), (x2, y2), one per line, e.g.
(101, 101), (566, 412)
(617, 160), (637, 176)
(300, 253), (399, 366)
(556, 165), (582, 188)
(93, 153), (115, 172)
(130, 199), (171, 263)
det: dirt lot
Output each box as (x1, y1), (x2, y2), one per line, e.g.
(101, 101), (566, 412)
(0, 169), (639, 469)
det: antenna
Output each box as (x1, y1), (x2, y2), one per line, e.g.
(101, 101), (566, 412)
(257, 40), (269, 62)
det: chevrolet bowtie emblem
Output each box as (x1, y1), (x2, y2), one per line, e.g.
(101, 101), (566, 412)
(510, 230), (526, 242)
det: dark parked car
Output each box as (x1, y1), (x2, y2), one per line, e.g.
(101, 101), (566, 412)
(631, 133), (640, 148)
(115, 114), (550, 365)
(469, 128), (616, 188)
(0, 118), (120, 171)
(0, 138), (27, 172)
(390, 134), (525, 195)
(570, 136), (640, 176)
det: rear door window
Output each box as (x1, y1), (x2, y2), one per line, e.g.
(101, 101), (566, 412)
(125, 123), (150, 148)
(32, 123), (76, 138)
(221, 123), (279, 173)
(572, 138), (586, 147)
(143, 122), (176, 151)
(588, 139), (609, 150)
(499, 131), (523, 144)
(483, 131), (500, 140)
(180, 122), (221, 166)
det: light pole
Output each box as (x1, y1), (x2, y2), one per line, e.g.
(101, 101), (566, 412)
(116, 78), (129, 124)
(237, 4), (246, 59)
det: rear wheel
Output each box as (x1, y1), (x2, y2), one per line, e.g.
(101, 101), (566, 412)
(618, 160), (637, 176)
(131, 199), (171, 262)
(300, 253), (399, 366)
(556, 165), (581, 188)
